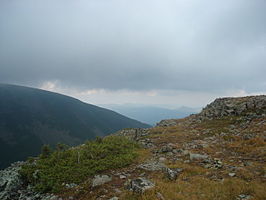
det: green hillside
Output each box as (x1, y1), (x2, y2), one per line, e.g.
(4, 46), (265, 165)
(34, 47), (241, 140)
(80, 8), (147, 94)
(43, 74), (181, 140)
(0, 84), (149, 169)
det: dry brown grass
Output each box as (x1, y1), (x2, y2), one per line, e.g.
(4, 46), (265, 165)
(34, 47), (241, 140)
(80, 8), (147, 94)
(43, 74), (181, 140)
(124, 177), (266, 200)
(135, 148), (153, 164)
(227, 137), (266, 154)
(60, 116), (266, 200)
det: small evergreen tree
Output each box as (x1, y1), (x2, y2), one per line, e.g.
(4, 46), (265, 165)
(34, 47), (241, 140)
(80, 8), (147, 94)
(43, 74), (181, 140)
(56, 143), (68, 152)
(95, 136), (103, 143)
(40, 144), (52, 158)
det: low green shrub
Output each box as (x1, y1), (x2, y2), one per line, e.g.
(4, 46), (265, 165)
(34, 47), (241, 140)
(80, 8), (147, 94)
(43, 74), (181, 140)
(20, 136), (139, 193)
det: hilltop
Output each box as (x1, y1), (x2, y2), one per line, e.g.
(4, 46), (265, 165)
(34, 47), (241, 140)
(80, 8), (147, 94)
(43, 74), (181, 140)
(0, 95), (265, 200)
(0, 84), (149, 169)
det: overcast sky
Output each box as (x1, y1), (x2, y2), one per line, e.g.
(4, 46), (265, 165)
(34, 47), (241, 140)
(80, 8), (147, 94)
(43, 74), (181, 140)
(0, 0), (265, 107)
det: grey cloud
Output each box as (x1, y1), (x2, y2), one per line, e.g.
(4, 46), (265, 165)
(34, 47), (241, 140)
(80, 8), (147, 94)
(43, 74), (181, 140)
(0, 0), (265, 93)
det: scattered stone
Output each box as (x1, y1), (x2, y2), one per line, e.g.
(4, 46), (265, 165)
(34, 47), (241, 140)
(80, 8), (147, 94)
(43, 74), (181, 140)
(213, 158), (223, 169)
(163, 167), (183, 180)
(65, 183), (78, 188)
(92, 175), (112, 187)
(119, 175), (127, 179)
(127, 178), (155, 193)
(189, 153), (208, 160)
(166, 152), (174, 156)
(109, 197), (119, 200)
(156, 192), (165, 200)
(114, 188), (122, 194)
(96, 195), (107, 200)
(159, 157), (167, 163)
(204, 164), (212, 169)
(182, 150), (190, 155)
(229, 173), (236, 177)
(159, 145), (173, 153)
(202, 158), (223, 169)
(237, 194), (252, 200)
(139, 172), (146, 177)
(172, 149), (182, 154)
(138, 160), (166, 171)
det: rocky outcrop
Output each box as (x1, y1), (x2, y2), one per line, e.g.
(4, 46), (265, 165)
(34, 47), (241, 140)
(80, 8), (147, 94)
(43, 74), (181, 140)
(0, 162), (23, 200)
(196, 95), (266, 120)
(156, 119), (179, 127)
(114, 128), (150, 140)
(0, 162), (56, 200)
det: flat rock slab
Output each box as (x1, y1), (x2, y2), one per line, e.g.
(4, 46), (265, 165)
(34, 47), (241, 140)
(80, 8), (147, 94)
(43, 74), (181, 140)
(189, 153), (208, 160)
(92, 175), (112, 187)
(138, 161), (166, 171)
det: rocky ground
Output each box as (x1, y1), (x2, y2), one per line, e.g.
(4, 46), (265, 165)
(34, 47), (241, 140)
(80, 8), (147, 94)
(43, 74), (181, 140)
(1, 95), (266, 200)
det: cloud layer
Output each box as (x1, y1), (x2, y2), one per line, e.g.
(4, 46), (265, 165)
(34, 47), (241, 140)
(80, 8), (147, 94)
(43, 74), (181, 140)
(0, 0), (265, 104)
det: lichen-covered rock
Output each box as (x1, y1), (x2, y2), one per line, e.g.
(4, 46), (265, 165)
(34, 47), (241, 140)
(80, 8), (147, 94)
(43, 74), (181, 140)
(0, 162), (24, 200)
(114, 128), (150, 140)
(0, 162), (57, 200)
(163, 167), (183, 180)
(92, 175), (112, 187)
(156, 119), (178, 127)
(237, 194), (252, 200)
(159, 145), (173, 153)
(189, 153), (208, 160)
(127, 178), (155, 193)
(109, 197), (119, 200)
(138, 160), (166, 171)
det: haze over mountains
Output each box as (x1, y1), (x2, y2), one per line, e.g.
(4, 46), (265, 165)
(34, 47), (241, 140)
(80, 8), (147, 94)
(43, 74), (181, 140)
(0, 84), (149, 169)
(101, 104), (200, 125)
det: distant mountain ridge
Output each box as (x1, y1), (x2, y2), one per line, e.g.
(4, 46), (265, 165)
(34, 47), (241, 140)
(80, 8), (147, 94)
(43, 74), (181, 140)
(101, 104), (200, 125)
(0, 84), (149, 169)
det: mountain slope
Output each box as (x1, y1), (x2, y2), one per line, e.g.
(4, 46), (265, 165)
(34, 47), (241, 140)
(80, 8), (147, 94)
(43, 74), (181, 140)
(0, 84), (149, 169)
(0, 95), (265, 200)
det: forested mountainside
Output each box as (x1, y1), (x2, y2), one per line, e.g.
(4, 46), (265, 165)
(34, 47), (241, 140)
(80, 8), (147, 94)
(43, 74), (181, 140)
(0, 84), (149, 169)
